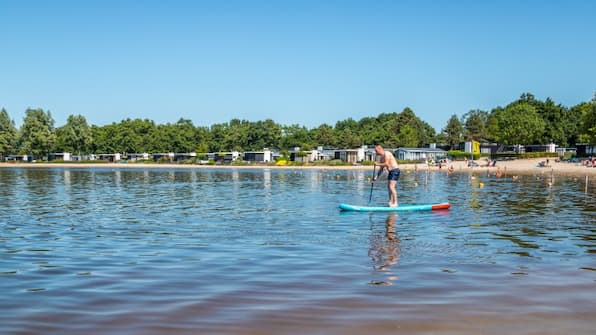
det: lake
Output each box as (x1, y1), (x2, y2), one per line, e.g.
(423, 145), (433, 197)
(1, 167), (595, 335)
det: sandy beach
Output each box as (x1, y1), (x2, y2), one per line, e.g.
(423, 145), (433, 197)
(1, 158), (596, 177)
(442, 158), (596, 177)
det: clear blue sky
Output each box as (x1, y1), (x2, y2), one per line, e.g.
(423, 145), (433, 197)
(1, 0), (595, 132)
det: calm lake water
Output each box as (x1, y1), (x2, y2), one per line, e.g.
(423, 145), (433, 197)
(1, 167), (595, 335)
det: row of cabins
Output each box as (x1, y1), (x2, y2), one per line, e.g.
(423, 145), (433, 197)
(5, 143), (596, 164)
(3, 146), (448, 164)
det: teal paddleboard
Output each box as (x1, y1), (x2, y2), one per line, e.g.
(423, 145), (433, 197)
(339, 202), (450, 212)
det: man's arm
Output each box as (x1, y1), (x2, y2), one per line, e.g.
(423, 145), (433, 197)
(373, 156), (386, 181)
(374, 165), (385, 180)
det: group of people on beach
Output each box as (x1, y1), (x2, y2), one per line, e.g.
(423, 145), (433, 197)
(584, 156), (596, 168)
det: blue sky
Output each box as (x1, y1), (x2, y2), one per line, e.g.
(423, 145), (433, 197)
(1, 0), (595, 132)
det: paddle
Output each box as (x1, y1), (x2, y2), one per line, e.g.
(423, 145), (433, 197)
(368, 164), (376, 205)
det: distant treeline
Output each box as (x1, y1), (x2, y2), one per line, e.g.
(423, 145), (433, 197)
(0, 93), (595, 159)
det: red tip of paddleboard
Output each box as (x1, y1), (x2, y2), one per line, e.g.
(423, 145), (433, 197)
(431, 203), (451, 210)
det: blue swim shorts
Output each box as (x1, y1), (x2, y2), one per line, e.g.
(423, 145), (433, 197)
(388, 168), (401, 181)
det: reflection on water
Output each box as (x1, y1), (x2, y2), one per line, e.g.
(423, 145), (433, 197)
(369, 214), (400, 286)
(0, 167), (595, 335)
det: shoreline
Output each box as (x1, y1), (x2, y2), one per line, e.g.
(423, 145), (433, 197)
(1, 158), (596, 177)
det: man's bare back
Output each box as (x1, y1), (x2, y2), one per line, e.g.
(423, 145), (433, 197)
(381, 150), (398, 171)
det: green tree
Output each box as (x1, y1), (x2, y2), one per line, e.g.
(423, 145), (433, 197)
(442, 114), (464, 149)
(247, 119), (281, 150)
(534, 98), (569, 146)
(224, 119), (250, 151)
(357, 116), (386, 145)
(417, 121), (437, 146)
(370, 113), (395, 146)
(155, 123), (176, 153)
(0, 108), (18, 158)
(18, 108), (56, 159)
(578, 94), (596, 144)
(485, 107), (502, 142)
(114, 119), (138, 153)
(565, 102), (585, 146)
(172, 118), (197, 152)
(395, 108), (435, 147)
(366, 109), (435, 147)
(151, 124), (169, 153)
(492, 103), (546, 145)
(91, 119), (155, 154)
(280, 124), (312, 149)
(462, 109), (489, 141)
(508, 93), (579, 147)
(113, 118), (156, 153)
(336, 127), (362, 148)
(334, 117), (359, 131)
(91, 124), (117, 153)
(55, 114), (92, 154)
(194, 126), (211, 153)
(310, 123), (336, 147)
(209, 123), (228, 152)
(328, 108), (435, 148)
(396, 125), (418, 147)
(334, 117), (363, 148)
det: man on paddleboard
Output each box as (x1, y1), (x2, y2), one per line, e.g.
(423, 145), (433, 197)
(372, 145), (400, 207)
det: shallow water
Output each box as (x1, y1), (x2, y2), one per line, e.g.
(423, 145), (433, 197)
(1, 167), (595, 335)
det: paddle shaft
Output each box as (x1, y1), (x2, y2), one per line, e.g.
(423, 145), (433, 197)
(368, 165), (376, 205)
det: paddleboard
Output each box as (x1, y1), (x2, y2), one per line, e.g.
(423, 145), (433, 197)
(339, 202), (450, 212)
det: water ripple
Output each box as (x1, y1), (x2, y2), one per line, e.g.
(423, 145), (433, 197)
(0, 168), (594, 334)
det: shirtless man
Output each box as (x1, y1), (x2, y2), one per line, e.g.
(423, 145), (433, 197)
(372, 145), (400, 207)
